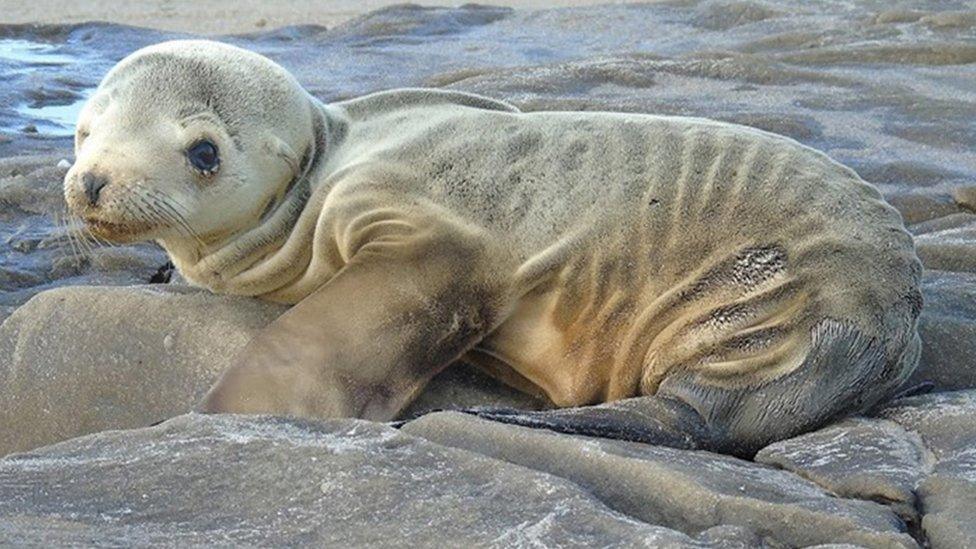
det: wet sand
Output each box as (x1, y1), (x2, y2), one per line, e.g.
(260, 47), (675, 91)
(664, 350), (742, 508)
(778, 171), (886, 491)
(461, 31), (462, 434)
(1, 0), (652, 34)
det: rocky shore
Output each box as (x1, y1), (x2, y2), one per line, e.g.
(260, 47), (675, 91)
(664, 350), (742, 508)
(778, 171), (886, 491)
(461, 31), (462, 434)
(2, 1), (976, 546)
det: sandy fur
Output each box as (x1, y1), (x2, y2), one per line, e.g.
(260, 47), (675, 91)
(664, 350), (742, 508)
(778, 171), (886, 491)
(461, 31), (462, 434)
(65, 41), (923, 451)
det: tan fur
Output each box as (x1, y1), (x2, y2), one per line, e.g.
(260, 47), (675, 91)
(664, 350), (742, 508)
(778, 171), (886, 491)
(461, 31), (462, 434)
(64, 40), (921, 428)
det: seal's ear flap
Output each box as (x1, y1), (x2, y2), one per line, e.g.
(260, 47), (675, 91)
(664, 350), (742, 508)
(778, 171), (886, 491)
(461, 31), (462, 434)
(263, 134), (301, 178)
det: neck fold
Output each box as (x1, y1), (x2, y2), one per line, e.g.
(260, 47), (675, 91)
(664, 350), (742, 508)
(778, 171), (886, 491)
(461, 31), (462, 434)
(167, 99), (339, 295)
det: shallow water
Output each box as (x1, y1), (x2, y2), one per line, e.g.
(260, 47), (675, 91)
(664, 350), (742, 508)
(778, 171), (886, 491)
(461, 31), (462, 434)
(15, 99), (89, 137)
(1, 0), (975, 317)
(0, 38), (75, 64)
(0, 39), (95, 136)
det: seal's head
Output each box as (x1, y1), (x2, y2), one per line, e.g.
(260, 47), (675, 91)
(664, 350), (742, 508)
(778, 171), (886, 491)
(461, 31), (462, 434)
(63, 40), (319, 250)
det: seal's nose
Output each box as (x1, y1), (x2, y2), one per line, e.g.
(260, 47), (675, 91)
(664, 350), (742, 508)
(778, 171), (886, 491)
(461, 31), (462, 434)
(82, 172), (109, 206)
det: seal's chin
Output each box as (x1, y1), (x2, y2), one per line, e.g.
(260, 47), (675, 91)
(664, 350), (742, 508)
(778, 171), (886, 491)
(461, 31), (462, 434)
(83, 217), (156, 243)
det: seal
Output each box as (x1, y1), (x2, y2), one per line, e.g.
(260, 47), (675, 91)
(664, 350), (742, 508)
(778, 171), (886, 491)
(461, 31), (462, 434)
(64, 40), (922, 456)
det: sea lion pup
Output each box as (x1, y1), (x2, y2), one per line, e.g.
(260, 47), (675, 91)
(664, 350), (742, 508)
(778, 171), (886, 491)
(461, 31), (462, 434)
(64, 40), (922, 457)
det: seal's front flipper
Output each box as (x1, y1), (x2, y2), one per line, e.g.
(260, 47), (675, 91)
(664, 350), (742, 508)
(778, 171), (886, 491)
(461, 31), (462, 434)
(199, 188), (514, 423)
(461, 396), (710, 451)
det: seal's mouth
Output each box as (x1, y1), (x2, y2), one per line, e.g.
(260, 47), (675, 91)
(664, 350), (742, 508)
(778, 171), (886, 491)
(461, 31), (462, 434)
(83, 217), (155, 243)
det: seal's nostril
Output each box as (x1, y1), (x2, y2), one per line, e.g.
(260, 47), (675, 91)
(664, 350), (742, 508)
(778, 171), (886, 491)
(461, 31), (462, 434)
(82, 172), (109, 206)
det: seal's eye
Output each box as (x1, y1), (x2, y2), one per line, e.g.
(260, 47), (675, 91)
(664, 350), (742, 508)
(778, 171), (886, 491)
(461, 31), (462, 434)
(187, 140), (220, 174)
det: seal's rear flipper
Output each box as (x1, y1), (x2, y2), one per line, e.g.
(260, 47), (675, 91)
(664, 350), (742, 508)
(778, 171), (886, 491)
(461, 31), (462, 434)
(458, 319), (922, 459)
(891, 380), (935, 400)
(460, 396), (710, 453)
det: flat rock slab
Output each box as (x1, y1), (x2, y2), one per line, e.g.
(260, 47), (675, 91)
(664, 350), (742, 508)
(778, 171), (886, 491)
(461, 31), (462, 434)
(915, 220), (976, 273)
(751, 391), (976, 549)
(878, 392), (976, 548)
(756, 417), (929, 524)
(403, 412), (915, 548)
(0, 413), (740, 548)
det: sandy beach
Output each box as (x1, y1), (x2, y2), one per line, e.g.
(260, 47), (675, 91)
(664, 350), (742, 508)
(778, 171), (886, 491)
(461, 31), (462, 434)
(1, 0), (650, 34)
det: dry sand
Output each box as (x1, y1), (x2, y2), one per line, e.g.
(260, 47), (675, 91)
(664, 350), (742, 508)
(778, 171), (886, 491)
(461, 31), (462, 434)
(0, 0), (649, 34)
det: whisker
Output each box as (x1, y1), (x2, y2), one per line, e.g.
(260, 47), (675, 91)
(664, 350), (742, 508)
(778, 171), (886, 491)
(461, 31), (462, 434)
(71, 216), (98, 256)
(62, 207), (91, 257)
(52, 207), (82, 262)
(142, 187), (205, 247)
(129, 185), (191, 246)
(129, 192), (174, 240)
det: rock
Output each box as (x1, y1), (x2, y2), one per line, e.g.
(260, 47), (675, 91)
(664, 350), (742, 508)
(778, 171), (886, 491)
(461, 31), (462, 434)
(914, 219), (976, 273)
(907, 271), (976, 391)
(0, 285), (286, 457)
(335, 4), (512, 41)
(0, 284), (544, 457)
(885, 189), (962, 225)
(401, 363), (548, 420)
(854, 160), (966, 188)
(692, 1), (783, 31)
(921, 10), (976, 30)
(0, 154), (70, 214)
(917, 472), (976, 549)
(877, 391), (976, 548)
(951, 184), (976, 211)
(755, 417), (928, 523)
(873, 9), (925, 25)
(696, 525), (764, 547)
(0, 414), (717, 547)
(877, 391), (976, 468)
(911, 213), (976, 236)
(403, 412), (916, 548)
